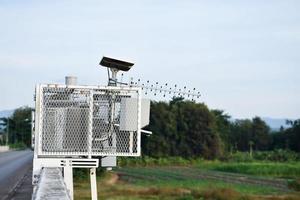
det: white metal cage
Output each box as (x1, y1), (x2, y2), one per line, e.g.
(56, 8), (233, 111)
(35, 84), (142, 157)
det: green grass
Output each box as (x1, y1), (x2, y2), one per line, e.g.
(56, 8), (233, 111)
(74, 159), (300, 200)
(195, 161), (300, 178)
(118, 156), (200, 167)
(74, 167), (300, 200)
(116, 167), (281, 195)
(118, 157), (300, 178)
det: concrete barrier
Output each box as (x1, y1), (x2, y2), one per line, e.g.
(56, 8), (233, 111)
(0, 145), (9, 152)
(32, 168), (71, 200)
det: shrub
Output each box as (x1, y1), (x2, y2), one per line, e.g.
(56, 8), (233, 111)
(253, 149), (299, 162)
(118, 156), (201, 167)
(227, 152), (254, 162)
(213, 162), (300, 178)
(224, 150), (300, 162)
(74, 168), (89, 180)
(288, 179), (300, 191)
(74, 168), (106, 180)
(9, 142), (27, 150)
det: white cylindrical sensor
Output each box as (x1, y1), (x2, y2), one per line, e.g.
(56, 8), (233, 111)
(65, 76), (77, 86)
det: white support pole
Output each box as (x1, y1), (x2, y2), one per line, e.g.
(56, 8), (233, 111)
(109, 69), (117, 153)
(87, 90), (97, 200)
(137, 87), (142, 156)
(34, 84), (42, 157)
(87, 90), (94, 157)
(90, 168), (97, 200)
(129, 131), (133, 154)
(64, 166), (74, 200)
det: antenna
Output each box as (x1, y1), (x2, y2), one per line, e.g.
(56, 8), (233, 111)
(129, 78), (201, 101)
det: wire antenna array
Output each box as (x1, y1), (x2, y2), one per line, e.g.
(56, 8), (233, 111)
(129, 78), (201, 101)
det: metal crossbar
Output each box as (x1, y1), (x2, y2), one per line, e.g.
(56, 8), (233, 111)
(35, 84), (141, 157)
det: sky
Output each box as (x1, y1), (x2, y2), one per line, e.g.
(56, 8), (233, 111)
(0, 0), (299, 119)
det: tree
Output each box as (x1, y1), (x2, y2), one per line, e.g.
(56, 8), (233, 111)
(251, 117), (271, 150)
(0, 117), (16, 145)
(228, 117), (272, 152)
(285, 120), (300, 152)
(211, 110), (231, 152)
(142, 98), (223, 159)
(230, 119), (253, 151)
(0, 106), (32, 146)
(142, 101), (176, 157)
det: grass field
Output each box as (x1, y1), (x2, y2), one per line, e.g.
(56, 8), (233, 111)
(117, 167), (283, 194)
(74, 161), (300, 200)
(195, 161), (300, 178)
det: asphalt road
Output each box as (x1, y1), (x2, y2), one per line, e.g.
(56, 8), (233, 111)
(0, 150), (33, 200)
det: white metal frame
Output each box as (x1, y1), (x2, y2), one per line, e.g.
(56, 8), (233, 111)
(35, 84), (142, 157)
(33, 83), (143, 200)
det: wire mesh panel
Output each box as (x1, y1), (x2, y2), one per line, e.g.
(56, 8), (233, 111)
(36, 85), (141, 157)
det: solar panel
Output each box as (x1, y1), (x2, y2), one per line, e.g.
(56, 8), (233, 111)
(100, 56), (134, 71)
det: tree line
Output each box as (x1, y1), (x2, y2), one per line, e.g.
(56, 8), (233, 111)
(0, 107), (32, 147)
(142, 98), (300, 159)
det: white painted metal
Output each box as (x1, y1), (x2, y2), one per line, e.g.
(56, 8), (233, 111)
(101, 156), (116, 167)
(129, 78), (201, 100)
(33, 77), (149, 200)
(33, 158), (99, 169)
(120, 98), (150, 131)
(141, 129), (152, 135)
(141, 99), (150, 128)
(137, 87), (142, 156)
(90, 168), (97, 200)
(65, 76), (77, 86)
(35, 84), (141, 157)
(88, 90), (94, 158)
(129, 132), (133, 154)
(34, 84), (42, 158)
(64, 167), (73, 200)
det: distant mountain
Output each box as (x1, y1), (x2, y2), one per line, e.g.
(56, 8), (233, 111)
(262, 117), (292, 131)
(0, 109), (14, 118)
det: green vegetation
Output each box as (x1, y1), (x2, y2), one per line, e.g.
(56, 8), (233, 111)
(288, 179), (300, 191)
(0, 106), (32, 147)
(74, 158), (300, 199)
(118, 157), (300, 178)
(225, 150), (300, 162)
(142, 98), (300, 160)
(143, 98), (223, 159)
(198, 161), (300, 178)
(118, 156), (202, 167)
(74, 164), (300, 200)
(116, 167), (280, 195)
(8, 141), (27, 150)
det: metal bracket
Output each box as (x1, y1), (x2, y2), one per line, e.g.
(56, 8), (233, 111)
(32, 158), (99, 185)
